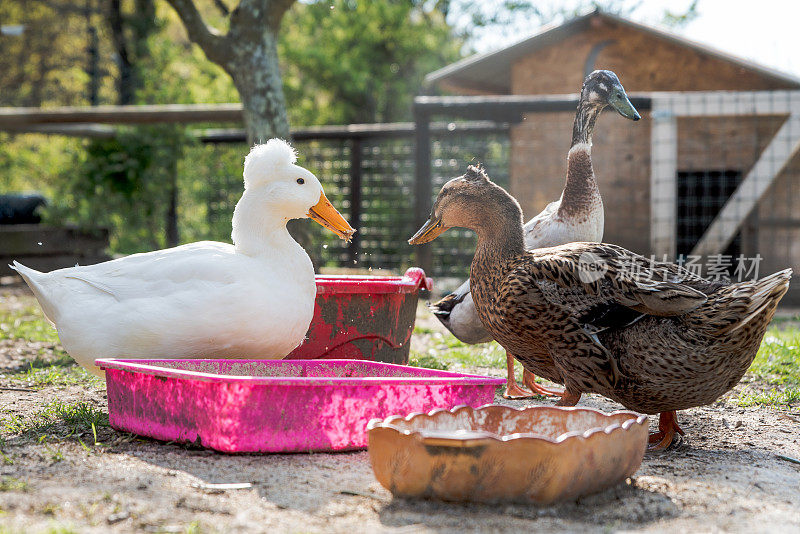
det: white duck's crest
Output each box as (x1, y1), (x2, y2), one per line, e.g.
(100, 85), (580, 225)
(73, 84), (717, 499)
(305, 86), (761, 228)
(243, 138), (298, 188)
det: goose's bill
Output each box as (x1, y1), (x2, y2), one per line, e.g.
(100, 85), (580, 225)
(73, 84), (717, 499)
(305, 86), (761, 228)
(409, 216), (447, 245)
(308, 191), (356, 242)
(609, 92), (641, 121)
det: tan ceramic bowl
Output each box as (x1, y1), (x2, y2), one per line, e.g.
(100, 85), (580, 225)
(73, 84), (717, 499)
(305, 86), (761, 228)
(367, 404), (648, 504)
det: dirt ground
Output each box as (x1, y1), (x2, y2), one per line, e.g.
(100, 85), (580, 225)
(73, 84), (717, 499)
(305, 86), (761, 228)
(1, 285), (800, 533)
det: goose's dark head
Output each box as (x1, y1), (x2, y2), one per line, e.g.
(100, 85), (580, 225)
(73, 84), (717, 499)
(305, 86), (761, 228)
(409, 165), (523, 245)
(582, 70), (640, 121)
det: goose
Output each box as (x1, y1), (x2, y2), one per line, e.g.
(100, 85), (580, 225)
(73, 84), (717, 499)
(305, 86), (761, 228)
(12, 139), (355, 376)
(431, 70), (641, 399)
(410, 165), (791, 449)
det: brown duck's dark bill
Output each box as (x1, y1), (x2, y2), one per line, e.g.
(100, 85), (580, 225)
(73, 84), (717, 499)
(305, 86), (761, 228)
(609, 92), (641, 121)
(408, 216), (446, 245)
(308, 191), (356, 242)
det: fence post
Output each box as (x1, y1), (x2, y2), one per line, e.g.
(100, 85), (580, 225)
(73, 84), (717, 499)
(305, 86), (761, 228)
(413, 105), (433, 275)
(348, 137), (362, 264)
(166, 158), (179, 247)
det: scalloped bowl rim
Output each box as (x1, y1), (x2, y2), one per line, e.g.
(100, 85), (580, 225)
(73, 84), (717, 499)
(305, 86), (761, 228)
(367, 404), (648, 446)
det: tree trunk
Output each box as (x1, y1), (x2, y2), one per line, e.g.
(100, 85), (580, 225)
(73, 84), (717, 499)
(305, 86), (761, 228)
(164, 0), (296, 142)
(163, 0), (314, 258)
(224, 16), (290, 143)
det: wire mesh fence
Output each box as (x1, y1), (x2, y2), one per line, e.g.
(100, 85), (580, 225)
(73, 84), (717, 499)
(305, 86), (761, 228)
(177, 125), (509, 284)
(2, 91), (798, 303)
(649, 90), (800, 304)
(418, 91), (800, 302)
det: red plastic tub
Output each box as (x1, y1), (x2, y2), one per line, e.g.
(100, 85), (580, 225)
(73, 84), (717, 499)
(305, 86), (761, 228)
(97, 358), (504, 453)
(286, 267), (432, 364)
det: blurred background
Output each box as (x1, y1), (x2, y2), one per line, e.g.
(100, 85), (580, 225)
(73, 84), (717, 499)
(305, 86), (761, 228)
(1, 0), (799, 304)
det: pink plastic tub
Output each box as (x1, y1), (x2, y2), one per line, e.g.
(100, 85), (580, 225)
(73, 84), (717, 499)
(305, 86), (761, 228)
(97, 359), (504, 453)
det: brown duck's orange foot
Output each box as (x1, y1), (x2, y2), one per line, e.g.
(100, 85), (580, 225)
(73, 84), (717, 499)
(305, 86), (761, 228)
(522, 369), (565, 398)
(503, 380), (536, 399)
(555, 390), (582, 407)
(502, 353), (536, 399)
(648, 411), (686, 451)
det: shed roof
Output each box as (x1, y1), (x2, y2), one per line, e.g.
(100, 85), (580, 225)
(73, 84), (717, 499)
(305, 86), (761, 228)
(425, 10), (800, 94)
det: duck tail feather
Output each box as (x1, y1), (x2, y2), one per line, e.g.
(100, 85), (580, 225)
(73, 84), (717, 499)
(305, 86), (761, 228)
(721, 268), (792, 335)
(430, 279), (471, 316)
(9, 261), (57, 324)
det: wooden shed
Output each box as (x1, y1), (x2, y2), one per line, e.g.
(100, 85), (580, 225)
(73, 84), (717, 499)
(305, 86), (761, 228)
(424, 10), (800, 303)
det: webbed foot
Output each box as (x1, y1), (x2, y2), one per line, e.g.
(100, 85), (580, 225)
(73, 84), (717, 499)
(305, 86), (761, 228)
(648, 411), (685, 451)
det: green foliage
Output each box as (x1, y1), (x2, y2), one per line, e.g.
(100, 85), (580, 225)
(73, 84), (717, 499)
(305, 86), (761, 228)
(0, 1), (117, 107)
(175, 142), (246, 244)
(280, 0), (463, 125)
(48, 126), (194, 254)
(0, 133), (83, 194)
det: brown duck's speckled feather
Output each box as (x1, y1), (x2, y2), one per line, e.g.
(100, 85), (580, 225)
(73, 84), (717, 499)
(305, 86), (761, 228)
(470, 241), (792, 415)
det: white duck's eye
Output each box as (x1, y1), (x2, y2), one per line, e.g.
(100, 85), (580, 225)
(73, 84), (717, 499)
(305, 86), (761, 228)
(296, 178), (305, 185)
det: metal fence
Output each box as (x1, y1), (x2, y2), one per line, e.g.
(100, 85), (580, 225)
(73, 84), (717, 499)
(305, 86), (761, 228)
(3, 92), (798, 303)
(413, 92), (800, 302)
(649, 90), (800, 304)
(196, 123), (509, 282)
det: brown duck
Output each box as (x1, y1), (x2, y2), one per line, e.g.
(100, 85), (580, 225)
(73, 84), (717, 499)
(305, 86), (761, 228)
(430, 70), (641, 400)
(409, 166), (792, 449)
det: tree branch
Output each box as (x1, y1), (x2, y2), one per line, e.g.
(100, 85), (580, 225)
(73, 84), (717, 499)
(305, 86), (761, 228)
(212, 0), (230, 17)
(164, 0), (229, 64)
(266, 0), (297, 28)
(234, 0), (296, 30)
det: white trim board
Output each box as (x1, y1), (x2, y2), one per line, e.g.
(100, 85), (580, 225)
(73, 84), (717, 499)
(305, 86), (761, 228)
(648, 90), (800, 258)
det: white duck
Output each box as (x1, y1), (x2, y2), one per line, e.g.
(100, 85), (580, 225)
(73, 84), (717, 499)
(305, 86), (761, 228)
(430, 70), (640, 399)
(11, 139), (355, 376)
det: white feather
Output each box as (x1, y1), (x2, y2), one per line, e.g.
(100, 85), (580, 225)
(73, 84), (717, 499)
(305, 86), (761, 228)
(11, 139), (327, 376)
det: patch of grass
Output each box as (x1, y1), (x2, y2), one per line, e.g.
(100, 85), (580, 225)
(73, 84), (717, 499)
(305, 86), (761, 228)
(737, 386), (800, 408)
(423, 331), (507, 369)
(0, 296), (97, 388)
(747, 327), (800, 386)
(0, 304), (59, 344)
(738, 325), (800, 407)
(9, 363), (99, 389)
(2, 401), (108, 442)
(412, 325), (435, 335)
(0, 476), (29, 492)
(26, 353), (76, 369)
(42, 526), (78, 534)
(409, 352), (449, 370)
(770, 314), (800, 325)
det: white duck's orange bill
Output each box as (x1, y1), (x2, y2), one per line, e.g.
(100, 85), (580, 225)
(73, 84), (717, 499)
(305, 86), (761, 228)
(308, 191), (356, 242)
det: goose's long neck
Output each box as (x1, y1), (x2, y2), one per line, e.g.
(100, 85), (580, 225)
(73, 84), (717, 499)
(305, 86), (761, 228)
(560, 101), (603, 215)
(231, 189), (301, 258)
